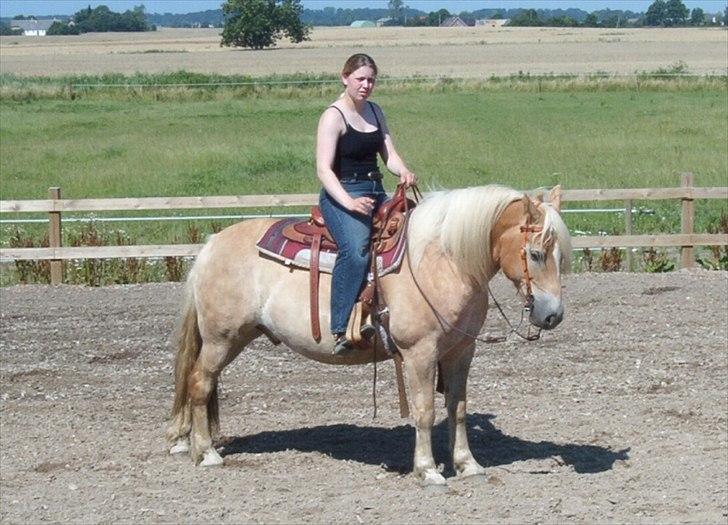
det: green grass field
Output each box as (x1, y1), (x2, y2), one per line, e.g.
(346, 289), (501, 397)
(1, 75), (726, 281)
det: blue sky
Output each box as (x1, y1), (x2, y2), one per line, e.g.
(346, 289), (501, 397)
(1, 0), (726, 17)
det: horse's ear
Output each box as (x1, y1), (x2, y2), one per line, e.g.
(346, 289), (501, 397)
(522, 194), (542, 221)
(548, 185), (562, 212)
(533, 190), (544, 204)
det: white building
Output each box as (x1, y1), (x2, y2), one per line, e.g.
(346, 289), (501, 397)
(10, 19), (57, 36)
(475, 19), (509, 27)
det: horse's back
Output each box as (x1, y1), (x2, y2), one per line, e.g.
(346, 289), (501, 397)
(191, 218), (329, 350)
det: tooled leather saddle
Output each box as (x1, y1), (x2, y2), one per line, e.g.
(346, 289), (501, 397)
(256, 184), (419, 342)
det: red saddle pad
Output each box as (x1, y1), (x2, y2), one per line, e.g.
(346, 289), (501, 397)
(256, 216), (408, 276)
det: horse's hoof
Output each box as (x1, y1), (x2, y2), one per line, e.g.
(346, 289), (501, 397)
(200, 448), (223, 467)
(420, 469), (447, 487)
(457, 463), (486, 478)
(169, 438), (190, 455)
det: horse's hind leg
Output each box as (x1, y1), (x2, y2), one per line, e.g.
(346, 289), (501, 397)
(168, 404), (192, 454)
(440, 343), (486, 478)
(188, 340), (234, 467)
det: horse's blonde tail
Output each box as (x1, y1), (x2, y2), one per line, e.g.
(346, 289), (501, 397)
(165, 284), (219, 443)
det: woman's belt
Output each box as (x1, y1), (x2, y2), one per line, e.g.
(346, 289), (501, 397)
(340, 171), (383, 182)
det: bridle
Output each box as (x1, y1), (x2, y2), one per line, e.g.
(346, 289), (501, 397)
(482, 214), (545, 342)
(518, 215), (544, 311)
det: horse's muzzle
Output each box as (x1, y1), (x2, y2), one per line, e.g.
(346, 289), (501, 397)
(529, 291), (564, 330)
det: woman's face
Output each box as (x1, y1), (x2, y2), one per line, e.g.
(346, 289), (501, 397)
(342, 65), (376, 102)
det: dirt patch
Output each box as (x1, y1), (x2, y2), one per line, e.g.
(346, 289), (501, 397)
(33, 462), (67, 474)
(641, 285), (682, 295)
(0, 271), (726, 523)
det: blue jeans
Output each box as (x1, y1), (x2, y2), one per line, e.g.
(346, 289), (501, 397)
(319, 180), (386, 334)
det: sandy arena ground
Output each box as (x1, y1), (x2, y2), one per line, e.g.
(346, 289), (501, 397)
(1, 270), (726, 523)
(0, 26), (726, 77)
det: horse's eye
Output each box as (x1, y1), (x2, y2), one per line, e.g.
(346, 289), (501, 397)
(529, 250), (544, 263)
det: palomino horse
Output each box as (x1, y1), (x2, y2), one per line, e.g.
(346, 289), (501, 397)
(166, 184), (571, 485)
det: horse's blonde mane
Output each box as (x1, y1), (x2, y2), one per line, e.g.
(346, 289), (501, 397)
(408, 185), (572, 281)
(408, 185), (522, 282)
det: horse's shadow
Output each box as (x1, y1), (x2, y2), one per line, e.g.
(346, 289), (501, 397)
(219, 413), (629, 477)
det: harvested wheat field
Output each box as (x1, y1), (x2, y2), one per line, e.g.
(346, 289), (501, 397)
(1, 271), (727, 523)
(0, 26), (726, 77)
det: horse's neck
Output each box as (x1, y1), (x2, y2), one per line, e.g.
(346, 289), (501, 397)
(489, 200), (524, 273)
(403, 242), (488, 307)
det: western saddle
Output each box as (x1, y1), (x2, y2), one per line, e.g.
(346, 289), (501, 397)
(279, 184), (419, 346)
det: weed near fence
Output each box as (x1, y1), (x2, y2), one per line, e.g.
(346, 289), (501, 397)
(1, 222), (214, 286)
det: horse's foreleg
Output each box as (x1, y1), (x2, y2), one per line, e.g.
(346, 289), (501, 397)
(403, 349), (445, 485)
(188, 342), (229, 467)
(440, 344), (485, 478)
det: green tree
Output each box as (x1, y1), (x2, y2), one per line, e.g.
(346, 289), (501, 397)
(665, 0), (688, 25)
(47, 21), (81, 34)
(0, 21), (21, 35)
(584, 13), (599, 27)
(71, 4), (149, 32)
(388, 0), (405, 24)
(507, 9), (542, 27)
(644, 0), (666, 25)
(549, 15), (578, 27)
(690, 7), (705, 25)
(427, 8), (450, 26)
(221, 0), (310, 50)
(603, 14), (622, 27)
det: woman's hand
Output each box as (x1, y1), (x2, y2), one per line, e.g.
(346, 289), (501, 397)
(347, 195), (376, 216)
(399, 170), (417, 188)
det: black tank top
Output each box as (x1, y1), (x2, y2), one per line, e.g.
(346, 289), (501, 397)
(329, 102), (384, 180)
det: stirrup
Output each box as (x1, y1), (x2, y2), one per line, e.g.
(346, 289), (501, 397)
(360, 323), (376, 341)
(332, 334), (354, 355)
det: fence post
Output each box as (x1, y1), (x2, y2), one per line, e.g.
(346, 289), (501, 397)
(625, 199), (634, 271)
(680, 173), (695, 269)
(48, 187), (63, 285)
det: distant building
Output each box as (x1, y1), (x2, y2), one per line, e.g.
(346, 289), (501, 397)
(350, 20), (376, 28)
(440, 16), (468, 27)
(10, 19), (57, 36)
(476, 19), (509, 28)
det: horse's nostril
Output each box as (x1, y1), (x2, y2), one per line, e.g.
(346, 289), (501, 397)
(545, 314), (559, 329)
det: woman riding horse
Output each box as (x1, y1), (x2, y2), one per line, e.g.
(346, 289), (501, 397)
(316, 53), (416, 354)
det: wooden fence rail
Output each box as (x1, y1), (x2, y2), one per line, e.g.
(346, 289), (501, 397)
(1, 174), (727, 285)
(2, 186), (726, 214)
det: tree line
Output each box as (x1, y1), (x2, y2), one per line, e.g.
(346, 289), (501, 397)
(51, 5), (152, 34)
(217, 0), (726, 51)
(0, 5), (154, 35)
(143, 0), (726, 29)
(506, 0), (722, 27)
